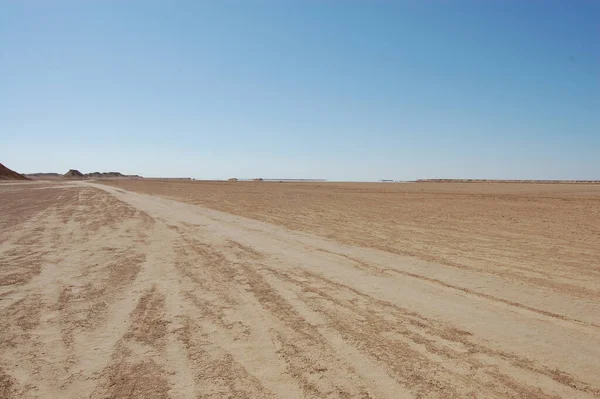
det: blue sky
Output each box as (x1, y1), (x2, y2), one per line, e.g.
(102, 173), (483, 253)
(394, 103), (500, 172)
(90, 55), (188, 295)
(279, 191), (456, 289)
(1, 1), (598, 180)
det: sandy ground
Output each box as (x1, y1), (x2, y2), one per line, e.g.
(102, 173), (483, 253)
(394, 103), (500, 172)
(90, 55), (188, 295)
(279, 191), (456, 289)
(1, 181), (599, 398)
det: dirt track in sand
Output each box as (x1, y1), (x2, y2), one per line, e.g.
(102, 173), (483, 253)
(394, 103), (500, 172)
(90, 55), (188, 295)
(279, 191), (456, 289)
(1, 181), (599, 398)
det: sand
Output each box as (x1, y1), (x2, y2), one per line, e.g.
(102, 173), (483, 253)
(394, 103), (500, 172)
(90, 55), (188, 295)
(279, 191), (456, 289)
(1, 180), (599, 398)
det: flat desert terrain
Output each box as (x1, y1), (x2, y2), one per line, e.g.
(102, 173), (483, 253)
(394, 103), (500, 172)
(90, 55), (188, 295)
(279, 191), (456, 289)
(1, 180), (599, 398)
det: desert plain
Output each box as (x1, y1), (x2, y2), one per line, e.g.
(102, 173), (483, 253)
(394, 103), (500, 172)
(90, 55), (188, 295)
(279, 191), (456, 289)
(1, 179), (599, 398)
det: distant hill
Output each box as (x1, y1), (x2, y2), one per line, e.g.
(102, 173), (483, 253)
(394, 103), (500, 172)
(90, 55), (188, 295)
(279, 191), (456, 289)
(27, 171), (143, 180)
(85, 172), (142, 178)
(64, 169), (85, 178)
(0, 162), (28, 180)
(87, 172), (143, 179)
(25, 173), (62, 179)
(87, 171), (125, 178)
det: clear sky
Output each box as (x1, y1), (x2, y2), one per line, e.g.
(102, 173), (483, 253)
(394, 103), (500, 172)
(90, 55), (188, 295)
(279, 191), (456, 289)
(1, 1), (598, 180)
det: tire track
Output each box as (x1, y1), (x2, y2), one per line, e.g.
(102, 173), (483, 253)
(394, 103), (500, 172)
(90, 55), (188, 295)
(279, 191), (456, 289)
(313, 248), (600, 332)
